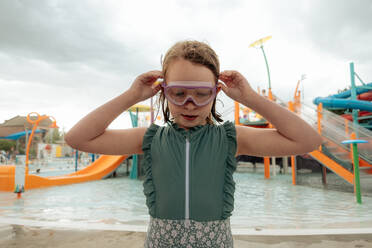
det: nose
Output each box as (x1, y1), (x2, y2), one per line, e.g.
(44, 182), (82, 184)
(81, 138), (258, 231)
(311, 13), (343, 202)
(183, 99), (197, 109)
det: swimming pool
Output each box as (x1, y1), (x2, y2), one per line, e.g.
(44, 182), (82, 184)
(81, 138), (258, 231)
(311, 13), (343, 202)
(0, 167), (371, 232)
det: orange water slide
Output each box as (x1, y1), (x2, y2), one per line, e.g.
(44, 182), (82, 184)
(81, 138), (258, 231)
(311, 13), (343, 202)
(0, 155), (128, 192)
(309, 150), (354, 184)
(308, 135), (372, 185)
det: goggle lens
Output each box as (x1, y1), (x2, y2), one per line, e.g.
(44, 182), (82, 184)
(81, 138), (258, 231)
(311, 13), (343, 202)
(166, 88), (214, 105)
(162, 81), (216, 106)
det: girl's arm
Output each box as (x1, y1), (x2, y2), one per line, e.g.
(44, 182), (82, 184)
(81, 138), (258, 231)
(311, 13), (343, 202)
(65, 71), (162, 155)
(219, 70), (322, 157)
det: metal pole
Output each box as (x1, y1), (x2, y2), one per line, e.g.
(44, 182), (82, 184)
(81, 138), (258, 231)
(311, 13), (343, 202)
(350, 133), (362, 204)
(352, 143), (362, 203)
(234, 101), (240, 125)
(260, 45), (271, 89)
(25, 127), (28, 157)
(264, 157), (270, 179)
(350, 62), (358, 126)
(75, 149), (78, 172)
(128, 109), (138, 179)
(291, 155), (296, 185)
(272, 157), (276, 176)
(283, 156), (288, 174)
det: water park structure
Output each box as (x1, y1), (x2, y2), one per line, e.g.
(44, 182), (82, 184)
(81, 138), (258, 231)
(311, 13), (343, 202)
(1, 58), (371, 205)
(235, 62), (372, 204)
(314, 63), (372, 129)
(0, 113), (130, 193)
(310, 63), (372, 203)
(0, 102), (158, 194)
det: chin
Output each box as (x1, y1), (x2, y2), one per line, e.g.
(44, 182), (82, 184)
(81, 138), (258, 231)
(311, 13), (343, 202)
(175, 118), (197, 128)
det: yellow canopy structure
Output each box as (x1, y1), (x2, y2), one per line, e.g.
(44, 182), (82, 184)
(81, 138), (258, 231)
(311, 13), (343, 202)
(127, 104), (152, 112)
(249, 35), (272, 48)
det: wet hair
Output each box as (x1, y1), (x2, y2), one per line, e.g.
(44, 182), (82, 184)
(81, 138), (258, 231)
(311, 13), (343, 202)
(158, 40), (223, 124)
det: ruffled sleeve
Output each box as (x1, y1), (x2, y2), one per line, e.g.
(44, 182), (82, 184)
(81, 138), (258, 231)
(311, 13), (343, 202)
(141, 123), (160, 217)
(222, 121), (238, 219)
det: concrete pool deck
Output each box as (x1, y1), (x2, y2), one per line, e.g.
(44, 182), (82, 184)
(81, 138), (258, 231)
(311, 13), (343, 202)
(1, 218), (372, 248)
(1, 224), (371, 248)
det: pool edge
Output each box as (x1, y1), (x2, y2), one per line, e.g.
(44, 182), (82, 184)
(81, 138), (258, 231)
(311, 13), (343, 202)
(1, 217), (372, 236)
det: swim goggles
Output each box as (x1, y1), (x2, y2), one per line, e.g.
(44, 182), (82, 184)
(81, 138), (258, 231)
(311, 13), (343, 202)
(161, 81), (217, 107)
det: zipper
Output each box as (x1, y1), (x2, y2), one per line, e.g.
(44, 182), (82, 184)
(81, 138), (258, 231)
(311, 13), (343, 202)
(185, 137), (190, 220)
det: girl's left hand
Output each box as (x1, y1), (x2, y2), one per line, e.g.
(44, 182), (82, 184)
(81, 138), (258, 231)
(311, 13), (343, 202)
(218, 70), (255, 103)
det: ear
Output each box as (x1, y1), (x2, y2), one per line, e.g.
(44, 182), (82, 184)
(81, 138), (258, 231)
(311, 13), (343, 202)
(216, 85), (222, 94)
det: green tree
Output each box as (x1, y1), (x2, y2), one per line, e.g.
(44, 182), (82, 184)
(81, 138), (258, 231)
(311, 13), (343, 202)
(44, 128), (62, 143)
(0, 140), (16, 151)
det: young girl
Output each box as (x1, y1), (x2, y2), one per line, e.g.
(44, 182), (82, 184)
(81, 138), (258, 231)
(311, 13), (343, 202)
(65, 40), (322, 247)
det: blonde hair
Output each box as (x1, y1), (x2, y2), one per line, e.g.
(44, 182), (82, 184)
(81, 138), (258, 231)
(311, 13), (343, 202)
(159, 40), (223, 124)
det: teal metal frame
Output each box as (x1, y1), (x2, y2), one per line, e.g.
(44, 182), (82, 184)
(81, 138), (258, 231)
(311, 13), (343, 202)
(129, 108), (139, 179)
(341, 139), (368, 204)
(349, 63), (359, 125)
(260, 45), (271, 90)
(349, 62), (372, 125)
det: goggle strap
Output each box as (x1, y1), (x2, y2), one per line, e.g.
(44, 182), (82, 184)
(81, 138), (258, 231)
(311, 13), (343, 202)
(165, 81), (214, 88)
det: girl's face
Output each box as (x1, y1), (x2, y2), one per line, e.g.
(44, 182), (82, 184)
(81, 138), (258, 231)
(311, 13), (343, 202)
(165, 58), (218, 130)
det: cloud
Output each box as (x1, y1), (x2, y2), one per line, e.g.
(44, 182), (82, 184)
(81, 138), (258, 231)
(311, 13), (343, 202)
(1, 0), (372, 130)
(306, 0), (372, 64)
(0, 0), (154, 81)
(267, 0), (372, 64)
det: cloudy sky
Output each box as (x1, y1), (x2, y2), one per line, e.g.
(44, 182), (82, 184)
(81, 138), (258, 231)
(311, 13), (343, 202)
(1, 0), (372, 132)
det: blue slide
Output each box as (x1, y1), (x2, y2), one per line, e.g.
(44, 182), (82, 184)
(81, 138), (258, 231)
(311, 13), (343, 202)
(0, 130), (45, 140)
(313, 82), (372, 112)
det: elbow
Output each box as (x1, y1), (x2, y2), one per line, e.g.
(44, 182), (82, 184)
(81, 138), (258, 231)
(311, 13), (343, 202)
(64, 131), (79, 150)
(313, 132), (323, 149)
(306, 132), (323, 153)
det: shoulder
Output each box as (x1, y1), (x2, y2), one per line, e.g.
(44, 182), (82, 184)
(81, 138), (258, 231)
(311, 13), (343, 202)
(208, 121), (237, 148)
(215, 121), (236, 137)
(142, 123), (161, 143)
(142, 123), (173, 150)
(221, 121), (235, 131)
(144, 123), (161, 135)
(206, 121), (235, 131)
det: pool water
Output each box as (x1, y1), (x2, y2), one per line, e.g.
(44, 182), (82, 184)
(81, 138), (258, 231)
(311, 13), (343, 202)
(0, 169), (371, 230)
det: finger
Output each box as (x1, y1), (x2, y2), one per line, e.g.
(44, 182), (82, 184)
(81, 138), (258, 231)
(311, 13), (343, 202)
(217, 82), (228, 93)
(143, 71), (163, 84)
(152, 80), (162, 87)
(219, 76), (235, 88)
(219, 70), (236, 83)
(151, 82), (162, 90)
(218, 75), (229, 84)
(220, 70), (235, 77)
(219, 70), (230, 80)
(149, 70), (163, 79)
(152, 84), (162, 94)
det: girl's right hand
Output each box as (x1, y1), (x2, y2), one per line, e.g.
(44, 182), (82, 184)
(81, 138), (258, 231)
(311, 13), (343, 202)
(218, 70), (255, 105)
(129, 70), (163, 102)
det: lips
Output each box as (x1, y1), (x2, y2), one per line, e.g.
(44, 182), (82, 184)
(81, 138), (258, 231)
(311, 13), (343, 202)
(182, 114), (197, 121)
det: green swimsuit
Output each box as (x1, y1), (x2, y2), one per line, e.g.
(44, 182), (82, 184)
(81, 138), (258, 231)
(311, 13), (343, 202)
(142, 121), (237, 247)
